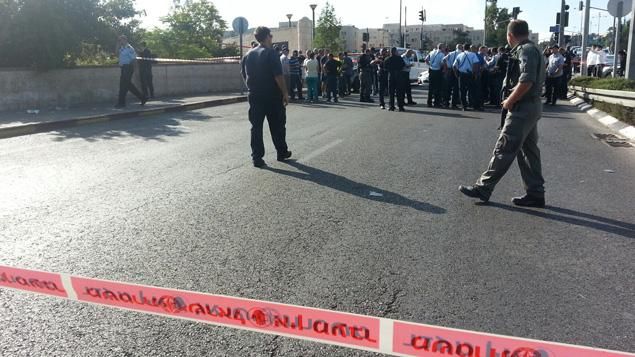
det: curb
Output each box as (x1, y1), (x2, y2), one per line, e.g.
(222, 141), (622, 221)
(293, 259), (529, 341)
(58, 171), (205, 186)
(569, 95), (635, 141)
(0, 96), (247, 140)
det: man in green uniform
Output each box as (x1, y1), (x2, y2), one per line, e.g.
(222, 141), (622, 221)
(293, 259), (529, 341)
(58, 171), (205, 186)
(459, 20), (546, 208)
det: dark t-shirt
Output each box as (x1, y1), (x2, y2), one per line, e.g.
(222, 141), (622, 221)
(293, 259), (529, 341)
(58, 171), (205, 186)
(358, 54), (371, 71)
(384, 55), (405, 73)
(324, 59), (341, 76)
(241, 46), (283, 97)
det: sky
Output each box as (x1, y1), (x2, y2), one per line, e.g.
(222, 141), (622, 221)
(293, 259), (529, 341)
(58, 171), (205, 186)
(135, 0), (623, 42)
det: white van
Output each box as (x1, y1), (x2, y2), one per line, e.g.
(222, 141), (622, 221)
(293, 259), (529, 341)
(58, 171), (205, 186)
(396, 47), (430, 83)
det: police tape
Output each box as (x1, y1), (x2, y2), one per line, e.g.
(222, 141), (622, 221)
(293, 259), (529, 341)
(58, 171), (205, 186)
(0, 264), (632, 357)
(135, 56), (240, 64)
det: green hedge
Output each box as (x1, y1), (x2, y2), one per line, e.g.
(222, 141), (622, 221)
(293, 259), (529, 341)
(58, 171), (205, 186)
(569, 77), (635, 92)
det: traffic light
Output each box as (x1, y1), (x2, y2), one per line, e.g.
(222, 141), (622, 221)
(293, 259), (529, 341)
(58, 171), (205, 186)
(512, 7), (521, 19)
(579, 1), (583, 11)
(556, 12), (570, 27)
(362, 32), (369, 42)
(418, 10), (424, 22)
(552, 32), (560, 43)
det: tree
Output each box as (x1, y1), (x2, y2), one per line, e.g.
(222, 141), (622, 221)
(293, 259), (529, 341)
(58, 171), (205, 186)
(451, 29), (471, 48)
(485, 1), (511, 47)
(314, 2), (343, 52)
(144, 0), (233, 59)
(0, 0), (141, 69)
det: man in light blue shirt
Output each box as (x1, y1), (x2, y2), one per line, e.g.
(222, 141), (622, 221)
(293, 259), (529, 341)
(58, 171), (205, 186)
(452, 45), (480, 111)
(443, 44), (463, 108)
(425, 43), (446, 107)
(116, 35), (146, 108)
(401, 50), (417, 105)
(545, 45), (564, 105)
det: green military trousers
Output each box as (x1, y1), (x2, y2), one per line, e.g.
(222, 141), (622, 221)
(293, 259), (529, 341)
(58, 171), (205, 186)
(475, 97), (545, 198)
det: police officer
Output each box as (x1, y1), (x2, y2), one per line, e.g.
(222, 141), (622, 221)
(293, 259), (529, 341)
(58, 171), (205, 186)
(401, 49), (417, 105)
(426, 43), (446, 107)
(358, 48), (374, 103)
(241, 26), (292, 168)
(373, 48), (389, 110)
(459, 20), (546, 207)
(384, 47), (406, 112)
(443, 44), (463, 109)
(452, 44), (479, 111)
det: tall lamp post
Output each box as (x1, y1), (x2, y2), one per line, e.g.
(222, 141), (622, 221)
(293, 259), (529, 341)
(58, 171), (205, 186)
(286, 14), (293, 28)
(310, 4), (317, 46)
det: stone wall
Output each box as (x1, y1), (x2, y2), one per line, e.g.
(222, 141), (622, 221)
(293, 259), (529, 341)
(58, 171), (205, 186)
(0, 63), (242, 111)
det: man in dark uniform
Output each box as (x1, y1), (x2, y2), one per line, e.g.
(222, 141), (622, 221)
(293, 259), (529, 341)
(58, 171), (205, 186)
(358, 48), (374, 103)
(139, 42), (156, 99)
(241, 27), (292, 168)
(459, 20), (547, 207)
(384, 47), (406, 112)
(373, 48), (389, 110)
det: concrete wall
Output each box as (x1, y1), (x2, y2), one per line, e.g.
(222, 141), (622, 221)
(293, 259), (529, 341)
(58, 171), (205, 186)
(0, 63), (242, 111)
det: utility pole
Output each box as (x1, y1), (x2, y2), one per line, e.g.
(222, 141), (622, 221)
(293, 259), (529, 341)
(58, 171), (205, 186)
(559, 0), (567, 47)
(484, 0), (488, 46)
(581, 0), (590, 76)
(399, 0), (403, 47)
(404, 6), (408, 47)
(626, 0), (635, 79)
(612, 3), (622, 77)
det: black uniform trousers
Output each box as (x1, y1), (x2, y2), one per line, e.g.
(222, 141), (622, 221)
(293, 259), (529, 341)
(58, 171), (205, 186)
(458, 72), (475, 109)
(388, 72), (405, 109)
(139, 66), (154, 98)
(400, 71), (413, 104)
(118, 64), (145, 106)
(479, 71), (489, 107)
(378, 74), (388, 107)
(488, 72), (503, 106)
(326, 74), (338, 100)
(248, 94), (288, 160)
(290, 74), (303, 99)
(445, 71), (460, 107)
(427, 69), (443, 106)
(544, 76), (562, 104)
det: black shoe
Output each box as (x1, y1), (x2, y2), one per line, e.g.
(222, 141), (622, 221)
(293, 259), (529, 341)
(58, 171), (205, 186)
(511, 195), (545, 208)
(277, 151), (292, 161)
(459, 185), (489, 202)
(545, 101), (551, 105)
(379, 105), (386, 110)
(398, 107), (406, 112)
(408, 101), (417, 105)
(451, 106), (459, 110)
(141, 97), (148, 106)
(253, 158), (266, 168)
(114, 104), (125, 109)
(334, 99), (339, 103)
(388, 107), (396, 111)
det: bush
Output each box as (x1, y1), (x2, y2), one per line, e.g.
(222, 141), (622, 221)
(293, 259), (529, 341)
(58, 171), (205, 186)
(569, 77), (635, 92)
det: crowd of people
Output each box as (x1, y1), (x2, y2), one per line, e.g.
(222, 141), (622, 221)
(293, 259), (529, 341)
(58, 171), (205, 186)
(258, 39), (580, 114)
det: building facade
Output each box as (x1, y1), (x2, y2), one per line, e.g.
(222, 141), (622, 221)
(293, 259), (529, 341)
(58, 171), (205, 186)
(222, 20), (536, 53)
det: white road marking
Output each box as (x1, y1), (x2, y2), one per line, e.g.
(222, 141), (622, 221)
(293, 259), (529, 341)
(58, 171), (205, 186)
(299, 139), (343, 163)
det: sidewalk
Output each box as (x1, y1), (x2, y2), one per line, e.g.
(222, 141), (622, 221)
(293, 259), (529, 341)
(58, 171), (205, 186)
(0, 93), (247, 139)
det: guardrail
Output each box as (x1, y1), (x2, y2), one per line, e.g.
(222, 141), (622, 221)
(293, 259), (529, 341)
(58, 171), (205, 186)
(569, 85), (635, 107)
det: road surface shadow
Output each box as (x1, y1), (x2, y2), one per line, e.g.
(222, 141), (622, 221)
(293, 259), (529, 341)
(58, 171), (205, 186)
(406, 108), (482, 119)
(48, 111), (214, 142)
(479, 202), (635, 239)
(265, 160), (446, 214)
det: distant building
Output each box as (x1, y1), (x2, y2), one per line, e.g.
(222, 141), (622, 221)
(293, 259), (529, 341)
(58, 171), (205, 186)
(222, 19), (538, 53)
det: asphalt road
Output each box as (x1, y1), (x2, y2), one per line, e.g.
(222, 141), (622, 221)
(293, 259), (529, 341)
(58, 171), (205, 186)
(1, 88), (634, 356)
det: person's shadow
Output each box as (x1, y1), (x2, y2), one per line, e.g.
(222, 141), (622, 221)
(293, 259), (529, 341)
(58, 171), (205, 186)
(478, 202), (635, 239)
(264, 160), (446, 214)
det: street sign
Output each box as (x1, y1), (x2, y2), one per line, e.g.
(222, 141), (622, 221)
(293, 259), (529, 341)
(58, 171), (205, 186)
(232, 17), (249, 34)
(550, 25), (561, 33)
(607, 0), (632, 17)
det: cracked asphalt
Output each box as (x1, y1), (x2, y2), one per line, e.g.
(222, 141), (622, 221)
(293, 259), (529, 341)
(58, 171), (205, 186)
(0, 88), (634, 356)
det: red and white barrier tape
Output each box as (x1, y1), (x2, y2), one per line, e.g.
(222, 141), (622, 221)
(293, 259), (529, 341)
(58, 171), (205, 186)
(135, 56), (240, 63)
(0, 265), (632, 357)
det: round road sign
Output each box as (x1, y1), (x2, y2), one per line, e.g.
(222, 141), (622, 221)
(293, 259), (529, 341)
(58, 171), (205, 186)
(232, 17), (249, 34)
(607, 0), (632, 17)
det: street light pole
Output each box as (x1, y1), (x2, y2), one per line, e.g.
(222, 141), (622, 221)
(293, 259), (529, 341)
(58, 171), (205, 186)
(310, 4), (317, 48)
(581, 0), (590, 76)
(626, 0), (635, 79)
(286, 14), (293, 28)
(399, 0), (403, 47)
(559, 0), (566, 47)
(484, 0), (488, 46)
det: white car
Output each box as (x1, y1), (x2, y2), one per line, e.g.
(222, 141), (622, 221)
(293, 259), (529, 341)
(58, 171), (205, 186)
(417, 70), (429, 85)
